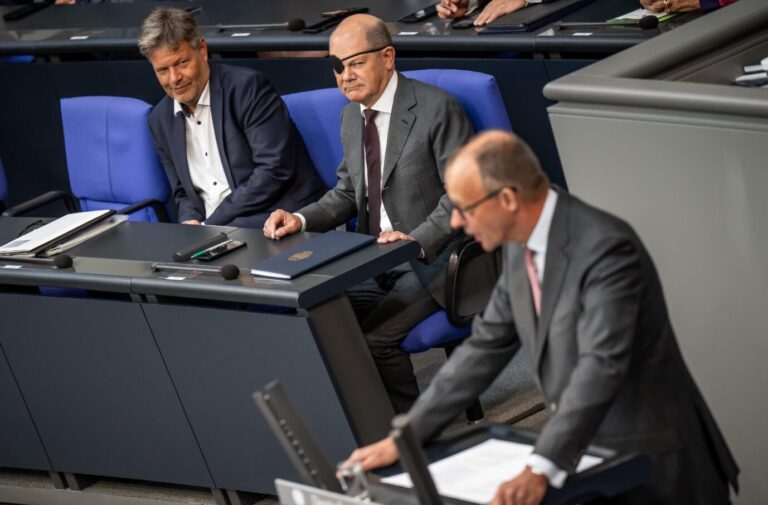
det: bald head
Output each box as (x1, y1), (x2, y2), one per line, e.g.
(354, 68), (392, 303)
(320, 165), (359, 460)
(448, 130), (549, 202)
(328, 14), (395, 108)
(445, 131), (549, 248)
(330, 14), (392, 52)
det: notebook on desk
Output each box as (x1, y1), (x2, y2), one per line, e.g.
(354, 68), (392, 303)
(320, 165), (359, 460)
(251, 230), (375, 279)
(0, 209), (115, 256)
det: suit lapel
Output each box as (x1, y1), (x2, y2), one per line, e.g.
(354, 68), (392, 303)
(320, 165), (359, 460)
(209, 66), (234, 188)
(382, 75), (416, 187)
(534, 193), (570, 370)
(170, 105), (193, 191)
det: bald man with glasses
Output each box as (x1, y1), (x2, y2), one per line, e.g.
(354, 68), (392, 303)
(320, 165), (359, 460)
(264, 14), (474, 414)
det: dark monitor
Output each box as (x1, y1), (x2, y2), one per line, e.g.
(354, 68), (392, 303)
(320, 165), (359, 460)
(253, 380), (343, 493)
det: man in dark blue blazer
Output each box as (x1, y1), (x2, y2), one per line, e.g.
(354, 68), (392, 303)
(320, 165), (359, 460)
(138, 8), (325, 227)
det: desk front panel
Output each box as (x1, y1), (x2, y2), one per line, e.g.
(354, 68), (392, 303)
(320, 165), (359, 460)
(0, 293), (214, 487)
(144, 302), (357, 493)
(0, 339), (51, 471)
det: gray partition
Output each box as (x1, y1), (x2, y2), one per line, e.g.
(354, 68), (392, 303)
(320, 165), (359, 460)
(0, 339), (51, 471)
(544, 1), (768, 503)
(144, 303), (357, 494)
(0, 294), (213, 487)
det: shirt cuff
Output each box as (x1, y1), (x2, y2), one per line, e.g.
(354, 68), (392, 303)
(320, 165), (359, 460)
(527, 453), (567, 489)
(294, 212), (307, 232)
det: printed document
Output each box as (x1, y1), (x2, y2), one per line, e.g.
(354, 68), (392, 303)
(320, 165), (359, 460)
(380, 439), (603, 504)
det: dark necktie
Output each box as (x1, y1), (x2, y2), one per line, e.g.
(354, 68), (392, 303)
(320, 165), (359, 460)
(524, 247), (542, 316)
(363, 109), (381, 236)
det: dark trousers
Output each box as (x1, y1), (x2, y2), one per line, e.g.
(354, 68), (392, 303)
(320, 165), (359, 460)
(347, 264), (439, 414)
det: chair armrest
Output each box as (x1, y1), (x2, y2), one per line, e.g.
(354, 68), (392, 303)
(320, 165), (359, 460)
(1, 190), (78, 217)
(445, 237), (501, 327)
(117, 199), (169, 222)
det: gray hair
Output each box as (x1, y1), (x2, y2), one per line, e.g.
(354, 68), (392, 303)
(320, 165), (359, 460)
(472, 131), (549, 201)
(138, 8), (200, 58)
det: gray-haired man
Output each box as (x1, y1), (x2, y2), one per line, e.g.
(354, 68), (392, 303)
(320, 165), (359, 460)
(139, 8), (325, 227)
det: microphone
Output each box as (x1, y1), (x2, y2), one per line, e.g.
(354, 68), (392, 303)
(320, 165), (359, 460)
(152, 262), (240, 281)
(217, 18), (306, 32)
(558, 15), (659, 30)
(0, 254), (73, 269)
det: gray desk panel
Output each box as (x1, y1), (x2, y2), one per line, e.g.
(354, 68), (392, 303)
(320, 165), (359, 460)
(144, 303), (356, 493)
(0, 343), (51, 471)
(0, 294), (213, 487)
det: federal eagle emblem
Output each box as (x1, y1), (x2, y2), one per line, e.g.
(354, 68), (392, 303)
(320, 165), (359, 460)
(289, 250), (313, 261)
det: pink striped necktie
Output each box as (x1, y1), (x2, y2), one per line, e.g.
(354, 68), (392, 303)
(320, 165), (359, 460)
(524, 247), (542, 317)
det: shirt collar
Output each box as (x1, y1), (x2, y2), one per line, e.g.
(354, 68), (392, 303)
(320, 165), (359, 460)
(526, 188), (558, 256)
(173, 80), (211, 117)
(359, 72), (398, 117)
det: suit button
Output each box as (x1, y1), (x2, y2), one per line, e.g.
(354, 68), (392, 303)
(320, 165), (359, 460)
(550, 402), (557, 413)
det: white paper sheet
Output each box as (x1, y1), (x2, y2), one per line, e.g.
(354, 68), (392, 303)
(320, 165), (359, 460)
(381, 439), (603, 504)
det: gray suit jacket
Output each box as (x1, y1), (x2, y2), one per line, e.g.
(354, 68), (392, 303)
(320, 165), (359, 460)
(408, 189), (739, 502)
(299, 74), (474, 306)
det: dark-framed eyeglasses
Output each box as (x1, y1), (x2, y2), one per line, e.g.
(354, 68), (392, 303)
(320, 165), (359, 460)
(329, 45), (391, 74)
(452, 187), (507, 219)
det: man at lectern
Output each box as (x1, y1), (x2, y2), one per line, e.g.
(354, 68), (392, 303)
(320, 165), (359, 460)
(344, 131), (739, 505)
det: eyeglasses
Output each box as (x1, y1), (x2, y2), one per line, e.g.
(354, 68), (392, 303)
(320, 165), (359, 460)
(452, 188), (507, 219)
(329, 45), (390, 74)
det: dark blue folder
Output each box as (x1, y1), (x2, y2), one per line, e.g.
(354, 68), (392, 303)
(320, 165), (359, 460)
(251, 230), (376, 279)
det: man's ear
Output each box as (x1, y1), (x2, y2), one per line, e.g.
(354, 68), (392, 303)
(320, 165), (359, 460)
(198, 37), (209, 61)
(383, 46), (396, 71)
(499, 187), (519, 213)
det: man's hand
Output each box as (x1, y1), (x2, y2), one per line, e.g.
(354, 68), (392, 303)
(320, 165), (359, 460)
(437, 0), (471, 19)
(263, 209), (302, 240)
(182, 220), (201, 225)
(639, 0), (700, 12)
(377, 231), (416, 244)
(341, 437), (399, 472)
(489, 466), (548, 505)
(474, 0), (527, 26)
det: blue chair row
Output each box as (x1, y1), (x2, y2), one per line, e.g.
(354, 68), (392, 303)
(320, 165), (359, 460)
(2, 96), (170, 223)
(283, 69), (510, 421)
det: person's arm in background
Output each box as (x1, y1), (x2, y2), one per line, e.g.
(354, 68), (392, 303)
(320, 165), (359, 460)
(640, 0), (736, 13)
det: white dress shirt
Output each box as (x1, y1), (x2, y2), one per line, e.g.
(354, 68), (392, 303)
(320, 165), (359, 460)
(296, 72), (399, 233)
(174, 82), (231, 220)
(523, 188), (567, 488)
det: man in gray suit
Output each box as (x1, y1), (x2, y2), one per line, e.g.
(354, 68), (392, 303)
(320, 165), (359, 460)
(344, 131), (739, 504)
(263, 14), (473, 414)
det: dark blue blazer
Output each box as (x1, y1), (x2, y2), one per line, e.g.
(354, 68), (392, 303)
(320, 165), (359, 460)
(148, 64), (325, 226)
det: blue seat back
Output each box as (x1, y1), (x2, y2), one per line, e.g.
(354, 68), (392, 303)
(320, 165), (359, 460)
(282, 69), (512, 191)
(60, 96), (170, 222)
(282, 88), (348, 189)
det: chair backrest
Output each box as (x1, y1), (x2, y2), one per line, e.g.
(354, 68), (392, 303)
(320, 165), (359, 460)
(60, 96), (170, 222)
(282, 69), (512, 190)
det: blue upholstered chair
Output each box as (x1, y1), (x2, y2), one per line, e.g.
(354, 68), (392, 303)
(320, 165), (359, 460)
(284, 70), (510, 421)
(2, 97), (170, 222)
(59, 96), (170, 222)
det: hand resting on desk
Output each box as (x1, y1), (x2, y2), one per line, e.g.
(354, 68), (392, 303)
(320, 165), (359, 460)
(263, 209), (302, 240)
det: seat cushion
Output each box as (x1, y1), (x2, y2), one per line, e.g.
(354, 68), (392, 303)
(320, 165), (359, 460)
(401, 310), (471, 354)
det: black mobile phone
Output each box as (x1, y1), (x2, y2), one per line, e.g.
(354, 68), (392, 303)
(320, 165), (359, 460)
(452, 18), (477, 30)
(194, 240), (246, 262)
(321, 7), (368, 17)
(399, 4), (438, 23)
